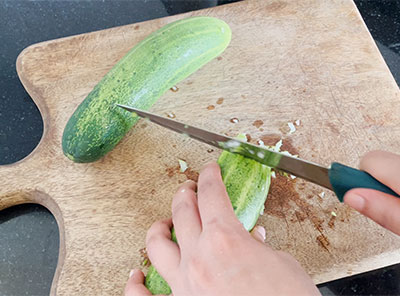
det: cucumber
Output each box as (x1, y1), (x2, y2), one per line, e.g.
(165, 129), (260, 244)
(62, 16), (231, 162)
(145, 151), (272, 294)
(145, 229), (177, 295)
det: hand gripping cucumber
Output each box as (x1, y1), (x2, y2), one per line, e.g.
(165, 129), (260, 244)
(145, 150), (272, 294)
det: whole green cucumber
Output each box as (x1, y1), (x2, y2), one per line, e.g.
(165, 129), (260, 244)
(62, 16), (231, 162)
(145, 150), (272, 294)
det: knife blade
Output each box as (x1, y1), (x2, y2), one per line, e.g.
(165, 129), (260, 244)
(117, 104), (399, 201)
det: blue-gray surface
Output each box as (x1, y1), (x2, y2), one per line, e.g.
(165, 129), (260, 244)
(0, 205), (59, 296)
(0, 0), (399, 295)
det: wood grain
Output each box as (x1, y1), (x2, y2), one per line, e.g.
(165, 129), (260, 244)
(2, 0), (400, 294)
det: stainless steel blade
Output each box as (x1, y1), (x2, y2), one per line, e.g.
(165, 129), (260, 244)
(117, 104), (333, 190)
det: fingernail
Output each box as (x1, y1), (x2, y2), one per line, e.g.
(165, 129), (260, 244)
(345, 194), (365, 211)
(255, 226), (266, 241)
(129, 269), (135, 278)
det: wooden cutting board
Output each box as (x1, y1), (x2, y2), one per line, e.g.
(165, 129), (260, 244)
(2, 0), (400, 294)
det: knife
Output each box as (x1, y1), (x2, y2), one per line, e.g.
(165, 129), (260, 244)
(117, 104), (399, 202)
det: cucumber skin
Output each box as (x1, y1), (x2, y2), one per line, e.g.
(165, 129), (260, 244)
(144, 230), (176, 295)
(62, 16), (231, 163)
(145, 153), (271, 294)
(218, 151), (271, 231)
(145, 266), (171, 295)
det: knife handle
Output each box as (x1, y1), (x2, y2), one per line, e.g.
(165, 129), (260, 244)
(329, 162), (400, 202)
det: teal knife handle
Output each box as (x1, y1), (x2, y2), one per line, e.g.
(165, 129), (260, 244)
(329, 162), (400, 202)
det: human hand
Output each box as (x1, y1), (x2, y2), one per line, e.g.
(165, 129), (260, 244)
(125, 162), (320, 296)
(344, 150), (400, 236)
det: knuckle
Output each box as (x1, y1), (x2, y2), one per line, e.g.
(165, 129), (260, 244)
(205, 217), (220, 227)
(146, 235), (171, 258)
(206, 223), (237, 252)
(146, 234), (162, 249)
(172, 198), (193, 216)
(186, 256), (214, 287)
(146, 220), (170, 245)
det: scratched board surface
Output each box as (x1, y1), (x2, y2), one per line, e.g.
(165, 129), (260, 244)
(2, 0), (400, 295)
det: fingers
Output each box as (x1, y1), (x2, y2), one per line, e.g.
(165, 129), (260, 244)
(146, 218), (180, 281)
(346, 150), (400, 235)
(360, 150), (400, 195)
(250, 226), (266, 243)
(344, 188), (400, 236)
(172, 180), (202, 251)
(124, 269), (152, 296)
(197, 162), (238, 228)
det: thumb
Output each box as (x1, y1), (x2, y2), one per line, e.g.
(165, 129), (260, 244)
(124, 269), (152, 296)
(250, 225), (266, 243)
(344, 188), (400, 236)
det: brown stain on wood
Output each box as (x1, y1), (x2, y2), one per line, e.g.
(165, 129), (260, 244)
(295, 210), (307, 222)
(216, 97), (224, 104)
(340, 206), (353, 223)
(264, 175), (294, 218)
(265, 175), (325, 234)
(264, 144), (333, 250)
(326, 122), (340, 134)
(245, 134), (252, 142)
(252, 120), (264, 128)
(260, 134), (281, 146)
(260, 134), (298, 155)
(266, 1), (287, 12)
(165, 165), (199, 182)
(328, 215), (336, 228)
(363, 114), (385, 127)
(183, 168), (199, 182)
(207, 105), (215, 110)
(316, 234), (330, 251)
(280, 139), (298, 155)
(166, 166), (178, 177)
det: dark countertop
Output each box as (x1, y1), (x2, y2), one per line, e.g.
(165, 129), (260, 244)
(1, 1), (399, 295)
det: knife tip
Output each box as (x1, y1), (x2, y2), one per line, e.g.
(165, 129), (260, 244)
(116, 104), (131, 111)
